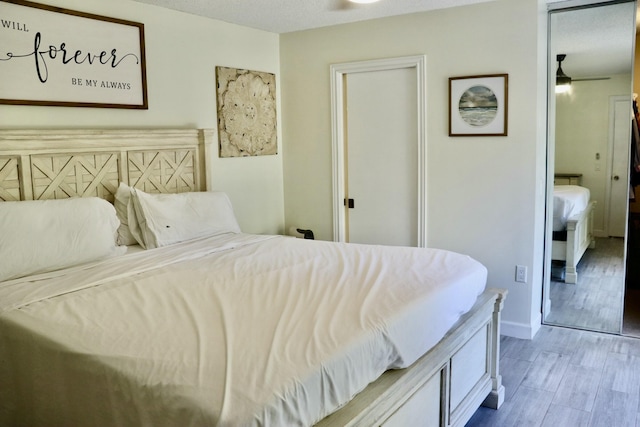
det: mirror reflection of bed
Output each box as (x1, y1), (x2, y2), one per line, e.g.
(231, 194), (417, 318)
(546, 177), (624, 334)
(550, 182), (595, 285)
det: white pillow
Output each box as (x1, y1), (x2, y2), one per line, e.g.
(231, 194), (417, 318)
(130, 189), (241, 249)
(0, 197), (125, 282)
(114, 183), (138, 246)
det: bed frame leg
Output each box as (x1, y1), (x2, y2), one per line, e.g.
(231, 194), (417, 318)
(482, 289), (506, 410)
(565, 267), (578, 284)
(483, 381), (505, 410)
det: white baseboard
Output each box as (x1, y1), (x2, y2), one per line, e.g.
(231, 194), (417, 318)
(501, 313), (542, 340)
(544, 298), (551, 317)
(593, 229), (607, 238)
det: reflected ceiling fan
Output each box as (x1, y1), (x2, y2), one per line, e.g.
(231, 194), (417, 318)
(556, 53), (610, 93)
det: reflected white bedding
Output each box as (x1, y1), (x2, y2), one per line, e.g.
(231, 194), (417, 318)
(0, 234), (487, 427)
(553, 185), (590, 232)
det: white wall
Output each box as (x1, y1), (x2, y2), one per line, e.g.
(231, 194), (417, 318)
(280, 0), (546, 338)
(0, 0), (284, 235)
(555, 75), (633, 235)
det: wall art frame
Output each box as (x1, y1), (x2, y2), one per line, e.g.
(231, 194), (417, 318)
(449, 74), (508, 136)
(215, 66), (277, 157)
(0, 0), (148, 109)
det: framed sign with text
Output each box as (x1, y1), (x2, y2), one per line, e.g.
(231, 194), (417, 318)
(0, 0), (147, 109)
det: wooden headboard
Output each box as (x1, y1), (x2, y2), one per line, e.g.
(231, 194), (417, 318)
(0, 129), (214, 202)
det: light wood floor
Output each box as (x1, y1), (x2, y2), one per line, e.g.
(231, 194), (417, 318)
(545, 237), (625, 334)
(466, 325), (640, 427)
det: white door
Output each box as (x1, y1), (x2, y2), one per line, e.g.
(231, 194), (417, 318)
(344, 68), (418, 246)
(607, 96), (631, 237)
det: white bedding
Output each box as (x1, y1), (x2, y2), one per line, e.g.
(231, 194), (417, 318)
(0, 234), (487, 427)
(553, 185), (591, 232)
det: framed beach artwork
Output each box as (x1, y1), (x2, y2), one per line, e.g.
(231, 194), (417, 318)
(0, 0), (147, 109)
(449, 74), (508, 136)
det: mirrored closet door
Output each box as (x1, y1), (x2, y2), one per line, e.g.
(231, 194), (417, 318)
(544, 0), (637, 335)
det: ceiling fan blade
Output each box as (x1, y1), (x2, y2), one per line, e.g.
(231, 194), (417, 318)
(572, 77), (611, 82)
(556, 55), (613, 83)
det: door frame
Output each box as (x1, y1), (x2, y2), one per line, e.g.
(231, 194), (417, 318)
(543, 0), (635, 334)
(604, 95), (632, 237)
(329, 55), (427, 246)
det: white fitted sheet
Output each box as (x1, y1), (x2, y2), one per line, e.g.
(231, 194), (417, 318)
(553, 185), (591, 232)
(0, 234), (487, 426)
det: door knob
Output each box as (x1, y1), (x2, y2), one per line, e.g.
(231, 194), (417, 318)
(613, 175), (620, 181)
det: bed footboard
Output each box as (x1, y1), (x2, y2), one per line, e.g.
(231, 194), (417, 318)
(551, 201), (596, 284)
(315, 288), (507, 427)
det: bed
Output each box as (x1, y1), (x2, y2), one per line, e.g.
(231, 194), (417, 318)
(551, 185), (596, 284)
(0, 128), (505, 427)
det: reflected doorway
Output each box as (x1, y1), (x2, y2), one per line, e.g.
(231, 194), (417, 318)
(544, 1), (636, 335)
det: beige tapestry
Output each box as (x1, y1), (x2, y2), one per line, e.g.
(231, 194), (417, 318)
(216, 66), (277, 157)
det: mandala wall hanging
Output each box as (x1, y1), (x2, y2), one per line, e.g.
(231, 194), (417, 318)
(216, 66), (278, 157)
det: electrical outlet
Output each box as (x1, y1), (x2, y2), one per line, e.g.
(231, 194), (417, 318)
(516, 265), (527, 283)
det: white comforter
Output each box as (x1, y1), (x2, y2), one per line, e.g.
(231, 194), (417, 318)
(553, 185), (591, 232)
(0, 234), (487, 427)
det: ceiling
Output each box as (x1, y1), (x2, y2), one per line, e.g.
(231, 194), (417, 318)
(128, 0), (495, 33)
(129, 0), (638, 78)
(551, 2), (637, 79)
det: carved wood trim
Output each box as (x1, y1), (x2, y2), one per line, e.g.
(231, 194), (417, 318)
(30, 152), (120, 201)
(127, 149), (196, 194)
(0, 156), (21, 201)
(0, 129), (212, 202)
